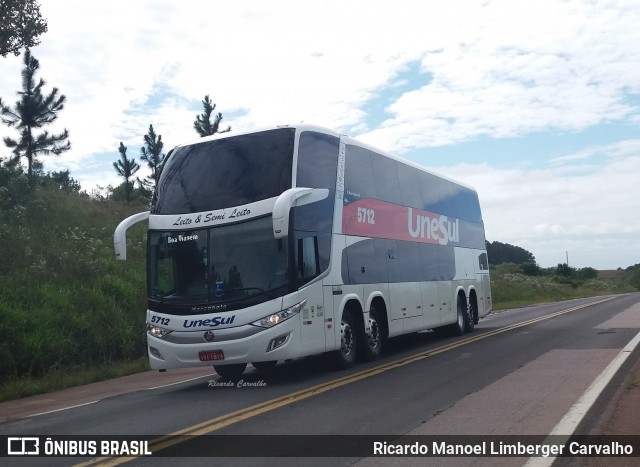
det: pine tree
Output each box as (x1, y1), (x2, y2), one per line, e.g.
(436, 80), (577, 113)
(113, 142), (140, 202)
(193, 95), (231, 137)
(1, 49), (70, 185)
(139, 124), (165, 188)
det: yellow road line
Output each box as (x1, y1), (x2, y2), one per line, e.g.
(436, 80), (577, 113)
(76, 296), (615, 466)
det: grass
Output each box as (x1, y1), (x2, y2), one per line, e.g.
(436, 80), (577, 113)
(0, 358), (150, 402)
(625, 378), (639, 391)
(0, 179), (150, 402)
(489, 264), (636, 311)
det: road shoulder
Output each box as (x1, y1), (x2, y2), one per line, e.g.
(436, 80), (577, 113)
(0, 367), (213, 422)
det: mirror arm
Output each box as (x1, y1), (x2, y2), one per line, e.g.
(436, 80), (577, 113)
(272, 188), (328, 238)
(114, 211), (150, 260)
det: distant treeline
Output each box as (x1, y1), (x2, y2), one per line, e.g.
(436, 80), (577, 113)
(486, 239), (640, 288)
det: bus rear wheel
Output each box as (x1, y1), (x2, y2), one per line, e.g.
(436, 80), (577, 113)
(361, 307), (383, 361)
(464, 301), (475, 333)
(214, 363), (247, 381)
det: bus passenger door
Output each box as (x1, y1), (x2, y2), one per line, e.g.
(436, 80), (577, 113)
(322, 286), (337, 350)
(297, 235), (327, 354)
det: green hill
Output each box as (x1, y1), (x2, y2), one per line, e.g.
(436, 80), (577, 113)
(0, 171), (149, 400)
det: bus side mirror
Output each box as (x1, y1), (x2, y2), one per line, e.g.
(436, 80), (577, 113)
(114, 211), (150, 260)
(272, 188), (329, 239)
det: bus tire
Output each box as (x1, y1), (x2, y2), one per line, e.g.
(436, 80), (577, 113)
(449, 297), (465, 337)
(214, 363), (247, 381)
(252, 361), (278, 372)
(464, 301), (475, 333)
(332, 311), (358, 369)
(361, 307), (383, 361)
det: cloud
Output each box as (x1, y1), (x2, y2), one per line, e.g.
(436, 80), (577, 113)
(357, 0), (640, 153)
(431, 148), (640, 269)
(3, 0), (635, 164)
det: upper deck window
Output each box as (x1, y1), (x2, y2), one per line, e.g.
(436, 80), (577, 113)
(152, 128), (295, 215)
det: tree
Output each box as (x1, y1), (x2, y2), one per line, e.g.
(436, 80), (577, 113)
(139, 124), (165, 188)
(43, 169), (80, 192)
(0, 0), (48, 57)
(486, 240), (536, 265)
(113, 142), (140, 202)
(555, 263), (576, 277)
(577, 267), (598, 280)
(626, 264), (640, 291)
(521, 262), (541, 276)
(1, 49), (70, 185)
(193, 95), (231, 137)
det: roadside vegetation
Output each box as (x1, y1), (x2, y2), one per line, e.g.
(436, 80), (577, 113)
(0, 165), (150, 401)
(490, 263), (637, 310)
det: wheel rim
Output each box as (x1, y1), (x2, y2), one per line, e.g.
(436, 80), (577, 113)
(341, 320), (354, 357)
(367, 316), (380, 351)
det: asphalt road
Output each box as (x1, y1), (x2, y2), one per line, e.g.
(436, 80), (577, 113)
(2, 293), (639, 467)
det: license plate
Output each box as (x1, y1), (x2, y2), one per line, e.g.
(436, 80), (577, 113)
(199, 350), (225, 361)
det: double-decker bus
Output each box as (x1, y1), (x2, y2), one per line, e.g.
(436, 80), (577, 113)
(114, 125), (491, 380)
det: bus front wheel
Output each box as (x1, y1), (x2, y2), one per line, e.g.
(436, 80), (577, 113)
(214, 363), (247, 381)
(332, 312), (358, 369)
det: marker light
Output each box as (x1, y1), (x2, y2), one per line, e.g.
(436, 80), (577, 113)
(251, 299), (307, 328)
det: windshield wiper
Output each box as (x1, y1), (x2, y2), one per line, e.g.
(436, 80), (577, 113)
(226, 287), (280, 300)
(151, 292), (209, 305)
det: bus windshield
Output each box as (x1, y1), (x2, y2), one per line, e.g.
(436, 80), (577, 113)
(148, 217), (290, 309)
(152, 128), (295, 215)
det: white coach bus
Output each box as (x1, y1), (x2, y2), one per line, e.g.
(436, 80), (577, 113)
(114, 125), (491, 380)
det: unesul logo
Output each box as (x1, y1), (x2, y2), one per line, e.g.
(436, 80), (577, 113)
(407, 208), (459, 245)
(183, 315), (236, 328)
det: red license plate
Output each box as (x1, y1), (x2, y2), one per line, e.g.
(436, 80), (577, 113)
(199, 350), (225, 361)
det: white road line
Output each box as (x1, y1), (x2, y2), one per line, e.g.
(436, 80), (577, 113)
(525, 328), (640, 467)
(145, 374), (212, 391)
(27, 400), (99, 418)
(18, 375), (211, 420)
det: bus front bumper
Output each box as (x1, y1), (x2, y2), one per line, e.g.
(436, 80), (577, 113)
(146, 318), (302, 370)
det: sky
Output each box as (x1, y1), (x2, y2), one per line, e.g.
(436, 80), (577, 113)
(1, 0), (639, 270)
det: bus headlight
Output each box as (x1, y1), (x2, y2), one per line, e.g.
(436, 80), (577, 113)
(147, 323), (173, 338)
(251, 299), (307, 328)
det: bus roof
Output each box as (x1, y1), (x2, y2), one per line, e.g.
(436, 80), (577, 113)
(171, 124), (478, 193)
